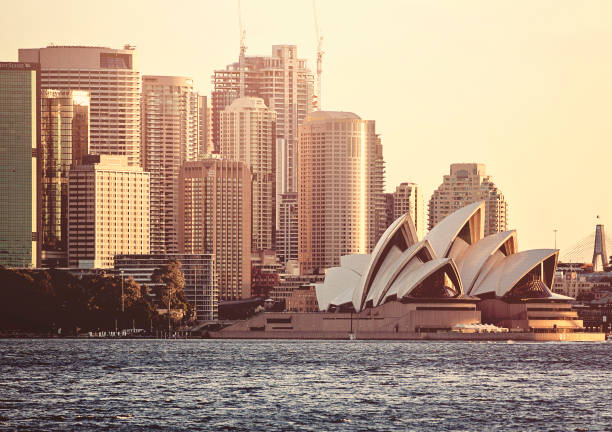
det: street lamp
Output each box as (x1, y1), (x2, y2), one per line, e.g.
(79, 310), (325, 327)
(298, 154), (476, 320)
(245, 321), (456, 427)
(168, 285), (172, 337)
(118, 270), (124, 334)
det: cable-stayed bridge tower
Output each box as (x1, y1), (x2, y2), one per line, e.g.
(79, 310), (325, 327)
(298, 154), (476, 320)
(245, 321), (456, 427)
(592, 222), (608, 271)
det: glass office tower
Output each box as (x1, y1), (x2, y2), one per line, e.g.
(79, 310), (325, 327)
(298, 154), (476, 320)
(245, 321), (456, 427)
(0, 62), (41, 268)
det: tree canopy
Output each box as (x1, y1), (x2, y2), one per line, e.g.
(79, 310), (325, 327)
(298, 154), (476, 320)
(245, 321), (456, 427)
(0, 265), (185, 334)
(150, 259), (193, 324)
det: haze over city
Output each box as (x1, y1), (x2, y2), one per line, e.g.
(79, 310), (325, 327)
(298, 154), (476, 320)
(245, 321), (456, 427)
(2, 0), (610, 254)
(1, 2), (611, 430)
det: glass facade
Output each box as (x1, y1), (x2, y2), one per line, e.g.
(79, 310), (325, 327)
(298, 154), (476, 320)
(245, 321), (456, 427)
(0, 62), (40, 268)
(18, 47), (140, 166)
(40, 90), (89, 266)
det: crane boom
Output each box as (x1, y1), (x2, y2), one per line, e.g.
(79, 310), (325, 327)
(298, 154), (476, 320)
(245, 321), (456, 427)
(238, 0), (247, 97)
(313, 0), (323, 110)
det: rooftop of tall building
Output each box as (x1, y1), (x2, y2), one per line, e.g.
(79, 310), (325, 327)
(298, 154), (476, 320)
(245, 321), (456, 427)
(226, 96), (269, 111)
(306, 111), (361, 122)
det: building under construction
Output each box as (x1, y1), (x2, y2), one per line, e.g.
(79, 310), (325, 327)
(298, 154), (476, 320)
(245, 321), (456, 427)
(212, 45), (314, 190)
(212, 45), (315, 261)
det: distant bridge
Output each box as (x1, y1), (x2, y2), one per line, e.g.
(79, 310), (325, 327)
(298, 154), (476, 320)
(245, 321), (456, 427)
(560, 225), (611, 269)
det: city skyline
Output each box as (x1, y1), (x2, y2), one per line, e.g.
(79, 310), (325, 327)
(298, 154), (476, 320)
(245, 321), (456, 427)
(1, 0), (611, 255)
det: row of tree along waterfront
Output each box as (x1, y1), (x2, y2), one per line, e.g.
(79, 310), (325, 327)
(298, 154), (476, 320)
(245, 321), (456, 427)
(0, 260), (192, 336)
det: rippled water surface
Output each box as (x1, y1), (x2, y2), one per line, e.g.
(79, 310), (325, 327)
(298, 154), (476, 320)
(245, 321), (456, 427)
(0, 339), (610, 431)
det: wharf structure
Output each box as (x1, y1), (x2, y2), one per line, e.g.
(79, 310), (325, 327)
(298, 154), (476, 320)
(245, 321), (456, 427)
(215, 202), (604, 341)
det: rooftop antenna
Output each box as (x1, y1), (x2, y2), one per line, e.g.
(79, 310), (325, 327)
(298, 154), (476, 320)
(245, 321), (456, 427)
(313, 0), (323, 110)
(238, 0), (247, 97)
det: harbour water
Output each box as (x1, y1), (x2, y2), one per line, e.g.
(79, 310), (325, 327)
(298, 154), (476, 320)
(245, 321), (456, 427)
(0, 339), (610, 431)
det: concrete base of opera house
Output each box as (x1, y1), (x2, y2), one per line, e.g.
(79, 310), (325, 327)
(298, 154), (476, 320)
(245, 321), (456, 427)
(207, 300), (605, 342)
(208, 329), (605, 342)
(203, 297), (605, 341)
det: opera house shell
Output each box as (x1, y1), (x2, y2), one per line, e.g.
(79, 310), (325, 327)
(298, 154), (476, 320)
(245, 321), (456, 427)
(315, 201), (585, 332)
(215, 202), (600, 340)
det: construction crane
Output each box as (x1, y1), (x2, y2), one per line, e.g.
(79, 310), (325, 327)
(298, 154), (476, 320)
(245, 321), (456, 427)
(313, 0), (323, 110)
(238, 0), (247, 97)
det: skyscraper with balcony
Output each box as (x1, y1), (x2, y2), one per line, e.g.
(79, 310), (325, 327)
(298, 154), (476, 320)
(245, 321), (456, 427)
(40, 89), (90, 267)
(298, 111), (385, 275)
(19, 45), (140, 166)
(212, 45), (314, 261)
(178, 157), (252, 300)
(389, 182), (424, 240)
(0, 62), (41, 268)
(428, 163), (508, 236)
(198, 95), (212, 155)
(67, 155), (150, 268)
(220, 97), (276, 251)
(277, 192), (298, 264)
(141, 75), (199, 254)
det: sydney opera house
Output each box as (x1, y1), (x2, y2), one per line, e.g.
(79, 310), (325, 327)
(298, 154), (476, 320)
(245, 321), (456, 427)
(216, 202), (603, 340)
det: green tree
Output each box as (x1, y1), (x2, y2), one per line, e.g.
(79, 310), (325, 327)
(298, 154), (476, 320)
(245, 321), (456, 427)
(150, 260), (192, 328)
(0, 267), (53, 331)
(0, 267), (156, 334)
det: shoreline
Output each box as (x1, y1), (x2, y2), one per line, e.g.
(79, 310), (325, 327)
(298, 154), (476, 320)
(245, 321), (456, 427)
(207, 330), (606, 342)
(1, 331), (607, 342)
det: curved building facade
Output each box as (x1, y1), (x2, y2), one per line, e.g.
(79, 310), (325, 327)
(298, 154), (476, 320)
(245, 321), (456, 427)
(298, 111), (385, 275)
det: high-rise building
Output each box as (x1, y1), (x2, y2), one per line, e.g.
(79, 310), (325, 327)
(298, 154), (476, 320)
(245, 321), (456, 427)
(67, 155), (150, 268)
(428, 163), (507, 236)
(0, 62), (41, 268)
(178, 157), (252, 300)
(220, 97), (276, 251)
(198, 95), (212, 154)
(389, 182), (424, 240)
(141, 76), (199, 254)
(277, 192), (298, 264)
(212, 45), (314, 257)
(19, 45), (140, 166)
(114, 253), (218, 321)
(384, 193), (395, 228)
(40, 89), (90, 267)
(298, 111), (385, 275)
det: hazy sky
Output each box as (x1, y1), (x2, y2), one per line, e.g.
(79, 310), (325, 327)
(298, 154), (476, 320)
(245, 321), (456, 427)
(1, 0), (610, 257)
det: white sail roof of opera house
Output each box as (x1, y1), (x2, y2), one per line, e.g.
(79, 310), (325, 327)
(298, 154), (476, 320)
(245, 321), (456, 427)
(366, 240), (436, 307)
(340, 254), (371, 276)
(315, 201), (570, 312)
(469, 249), (558, 298)
(386, 257), (462, 301)
(453, 230), (518, 295)
(423, 201), (484, 258)
(352, 212), (419, 312)
(315, 266), (361, 311)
